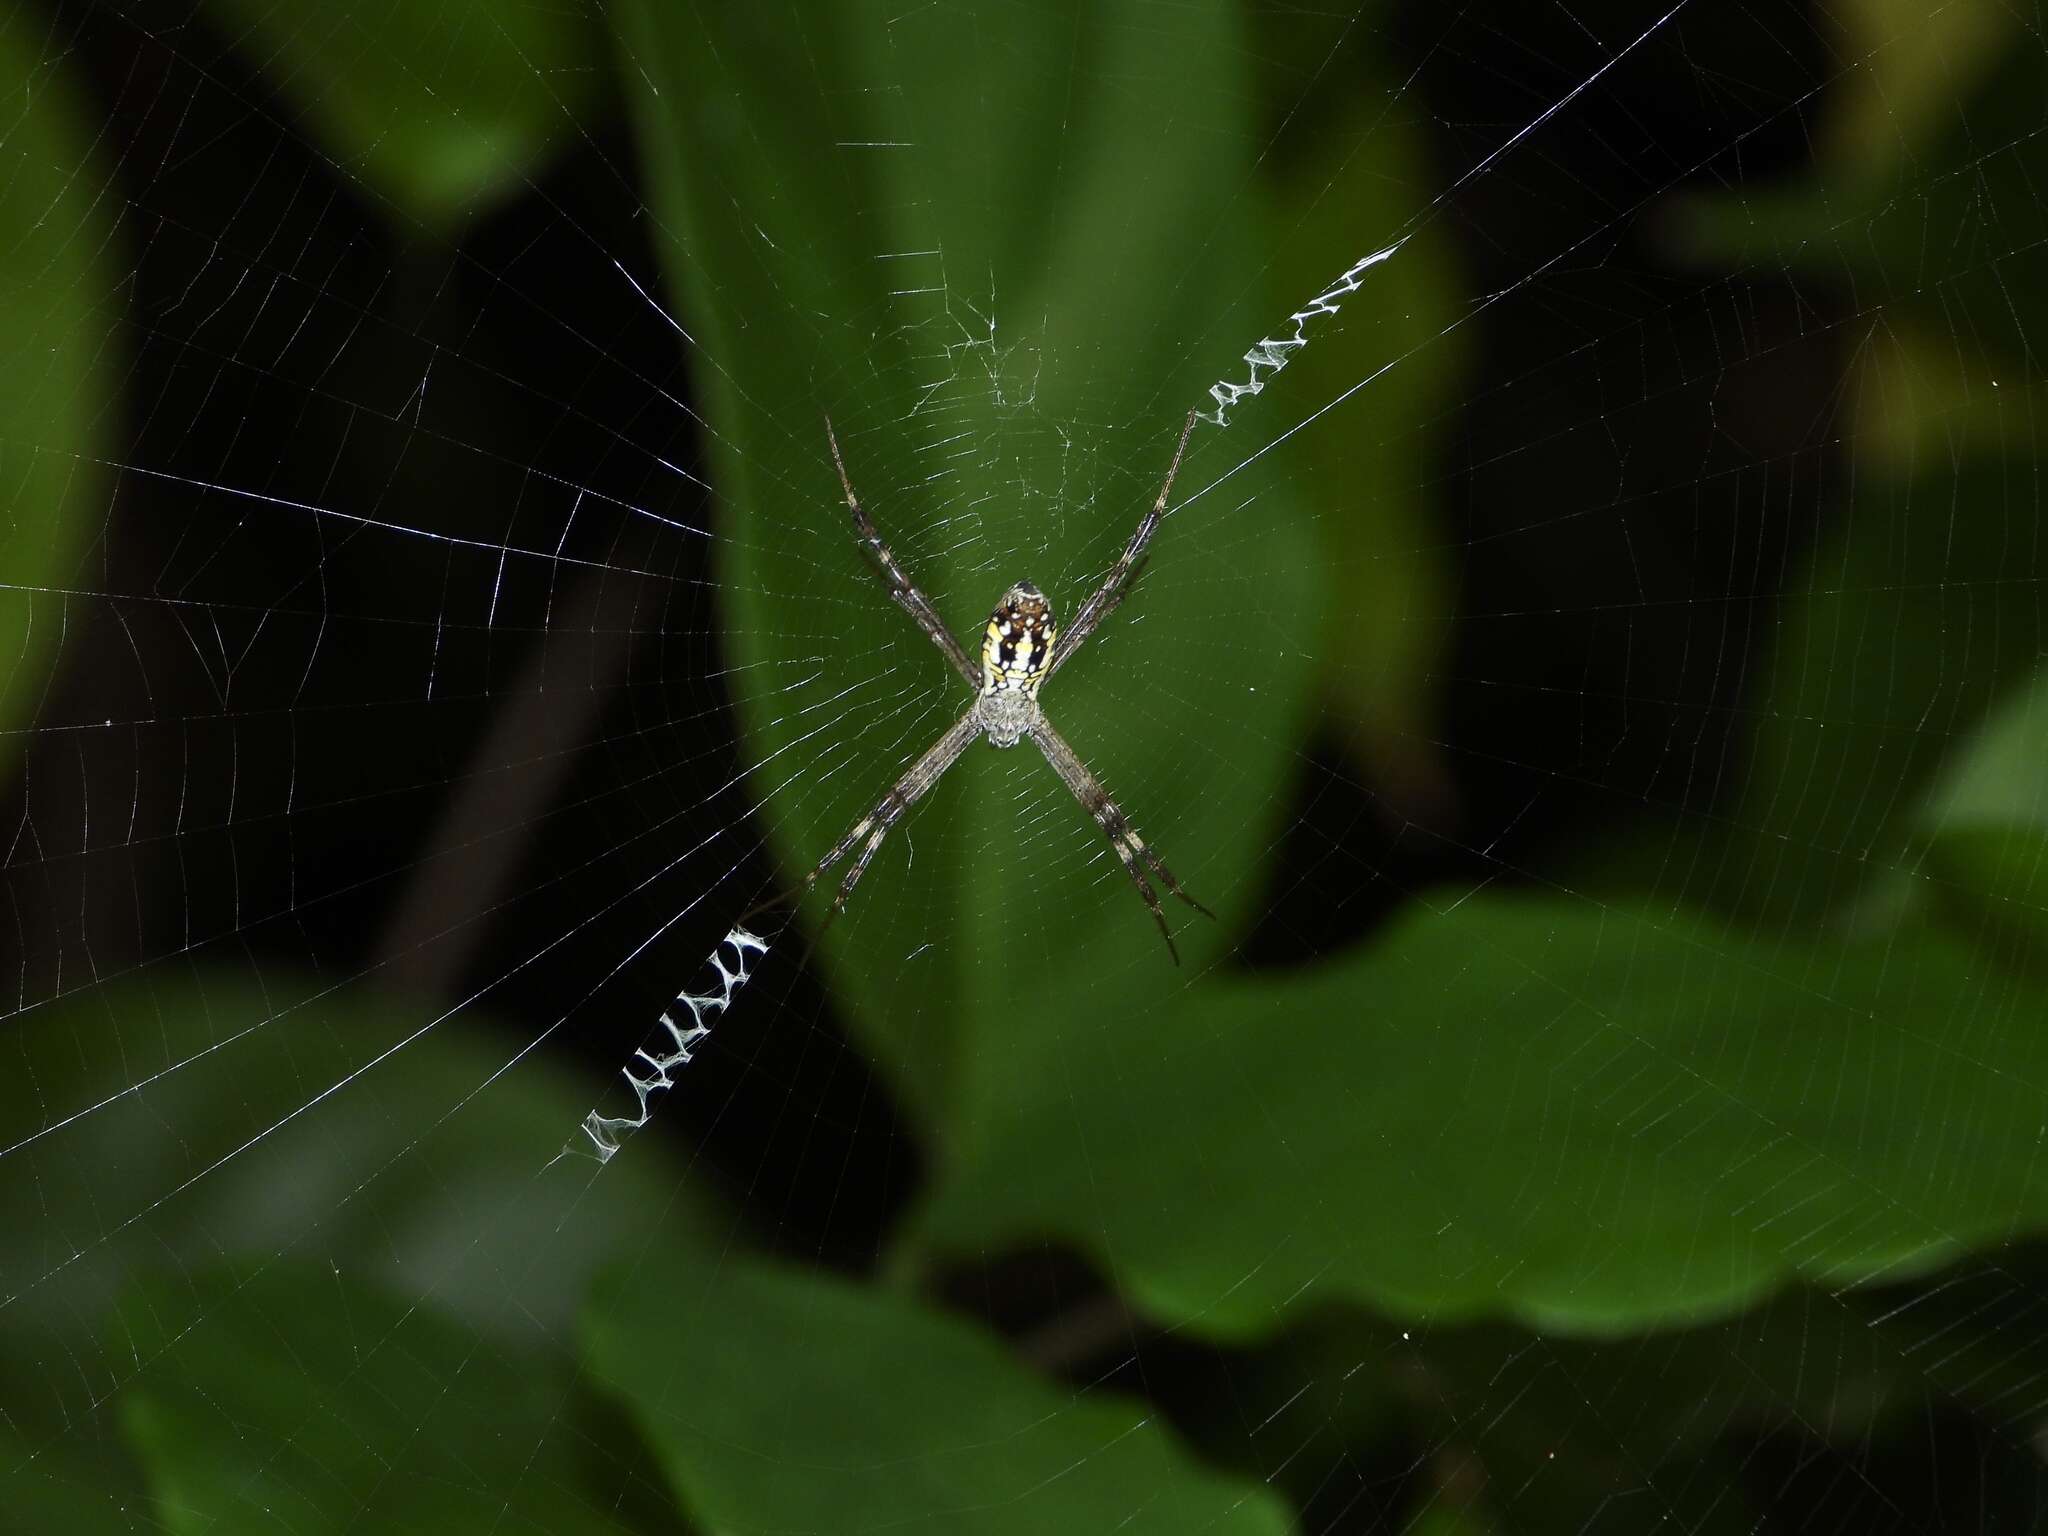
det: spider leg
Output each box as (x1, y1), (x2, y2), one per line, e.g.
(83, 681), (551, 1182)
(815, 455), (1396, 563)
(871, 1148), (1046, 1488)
(1050, 409), (1197, 677)
(825, 814), (900, 917)
(824, 415), (980, 690)
(799, 707), (982, 930)
(1098, 551), (1151, 622)
(1122, 824), (1216, 921)
(1103, 820), (1180, 966)
(1027, 717), (1211, 964)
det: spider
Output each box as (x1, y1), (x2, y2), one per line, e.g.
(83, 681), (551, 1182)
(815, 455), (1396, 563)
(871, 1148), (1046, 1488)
(798, 409), (1214, 962)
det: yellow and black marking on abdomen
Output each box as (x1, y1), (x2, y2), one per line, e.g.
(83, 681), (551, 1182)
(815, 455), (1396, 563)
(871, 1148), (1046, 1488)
(982, 580), (1057, 699)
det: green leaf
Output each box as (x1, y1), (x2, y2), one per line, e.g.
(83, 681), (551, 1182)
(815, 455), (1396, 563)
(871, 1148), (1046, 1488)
(583, 1255), (1295, 1535)
(1666, 33), (2048, 480)
(1250, 27), (1464, 802)
(116, 1265), (660, 1535)
(0, 23), (119, 783)
(1651, 0), (2048, 939)
(198, 0), (601, 229)
(619, 0), (1322, 1132)
(1, 970), (723, 1456)
(907, 895), (2048, 1338)
(1683, 37), (2048, 388)
(0, 1426), (156, 1533)
(1917, 661), (2048, 962)
(1921, 660), (2048, 835)
(1818, 0), (2016, 172)
(1712, 458), (2046, 926)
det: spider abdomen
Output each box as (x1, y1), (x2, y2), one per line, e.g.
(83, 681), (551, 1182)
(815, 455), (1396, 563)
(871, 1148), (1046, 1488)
(979, 581), (1054, 747)
(981, 581), (1056, 702)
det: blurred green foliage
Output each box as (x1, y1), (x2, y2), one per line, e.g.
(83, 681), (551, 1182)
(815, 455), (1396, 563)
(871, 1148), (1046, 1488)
(197, 0), (601, 230)
(120, 1266), (637, 1536)
(587, 1257), (1294, 1534)
(1673, 0), (2048, 931)
(0, 16), (117, 778)
(1920, 662), (2048, 964)
(8, 0), (2048, 1532)
(910, 897), (2048, 1335)
(1252, 36), (1465, 807)
(619, 0), (1324, 1136)
(0, 972), (724, 1511)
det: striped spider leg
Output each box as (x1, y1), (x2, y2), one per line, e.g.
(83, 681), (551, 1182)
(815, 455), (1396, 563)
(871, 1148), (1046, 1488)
(1025, 716), (1214, 963)
(1049, 408), (1197, 676)
(802, 410), (1210, 960)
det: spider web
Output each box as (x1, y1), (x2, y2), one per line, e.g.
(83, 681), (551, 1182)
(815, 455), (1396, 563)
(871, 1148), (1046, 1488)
(5, 0), (2048, 1531)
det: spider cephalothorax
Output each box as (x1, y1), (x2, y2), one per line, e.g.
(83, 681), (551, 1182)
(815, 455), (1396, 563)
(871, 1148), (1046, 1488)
(978, 582), (1055, 747)
(804, 411), (1212, 960)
